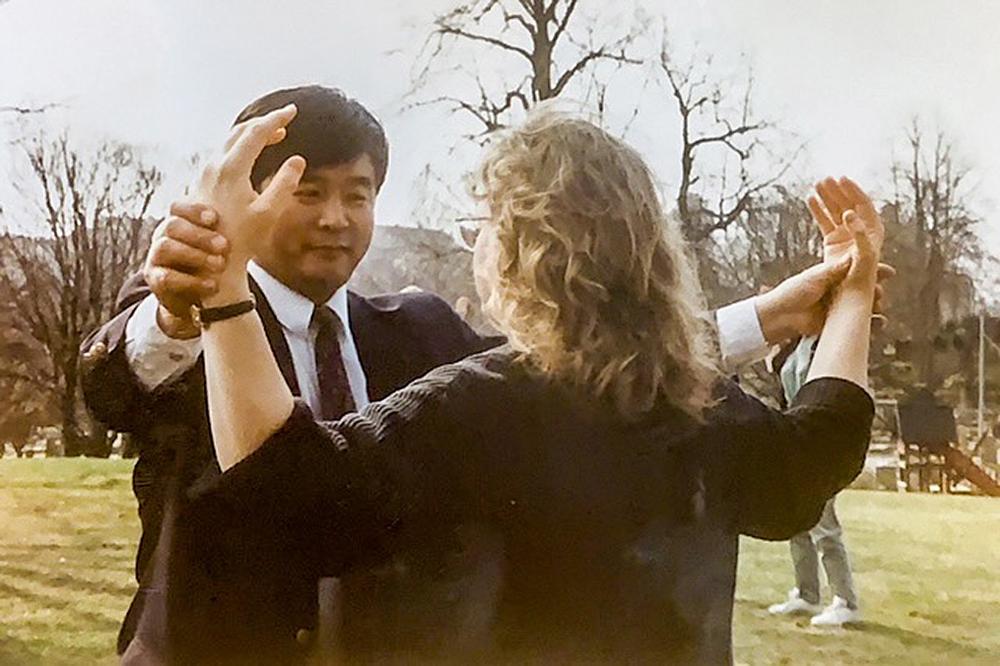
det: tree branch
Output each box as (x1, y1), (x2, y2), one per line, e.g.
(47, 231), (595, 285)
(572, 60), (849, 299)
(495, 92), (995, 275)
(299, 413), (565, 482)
(436, 25), (533, 62)
(688, 121), (769, 151)
(552, 47), (640, 97)
(0, 102), (60, 115)
(550, 0), (579, 47)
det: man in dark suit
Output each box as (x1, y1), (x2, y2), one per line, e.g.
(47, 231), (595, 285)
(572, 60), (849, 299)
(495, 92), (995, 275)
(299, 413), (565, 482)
(80, 86), (501, 661)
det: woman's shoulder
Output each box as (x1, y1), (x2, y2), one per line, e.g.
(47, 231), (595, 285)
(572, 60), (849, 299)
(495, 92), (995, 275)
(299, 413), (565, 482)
(402, 345), (524, 403)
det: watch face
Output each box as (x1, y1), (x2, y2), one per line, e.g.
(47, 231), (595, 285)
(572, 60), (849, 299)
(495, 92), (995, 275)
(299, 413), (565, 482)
(190, 303), (203, 329)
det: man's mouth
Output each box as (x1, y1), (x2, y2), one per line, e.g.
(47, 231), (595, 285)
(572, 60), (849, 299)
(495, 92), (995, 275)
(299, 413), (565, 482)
(307, 244), (349, 253)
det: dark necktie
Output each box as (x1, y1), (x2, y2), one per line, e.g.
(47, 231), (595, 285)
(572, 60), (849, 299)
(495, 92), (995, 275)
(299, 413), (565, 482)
(312, 305), (356, 420)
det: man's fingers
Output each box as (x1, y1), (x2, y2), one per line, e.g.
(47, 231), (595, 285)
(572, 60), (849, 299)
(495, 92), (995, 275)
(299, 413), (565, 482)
(221, 104), (297, 181)
(149, 236), (226, 273)
(825, 254), (852, 281)
(808, 195), (836, 236)
(876, 262), (896, 281)
(801, 255), (851, 289)
(809, 257), (851, 294)
(145, 266), (218, 301)
(161, 216), (230, 255)
(168, 200), (218, 229)
(256, 155), (307, 212)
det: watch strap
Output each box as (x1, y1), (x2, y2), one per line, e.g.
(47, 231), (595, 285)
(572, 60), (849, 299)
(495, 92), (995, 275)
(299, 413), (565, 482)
(191, 296), (257, 330)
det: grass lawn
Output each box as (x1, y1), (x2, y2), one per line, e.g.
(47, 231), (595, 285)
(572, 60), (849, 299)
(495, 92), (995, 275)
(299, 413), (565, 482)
(1, 459), (997, 665)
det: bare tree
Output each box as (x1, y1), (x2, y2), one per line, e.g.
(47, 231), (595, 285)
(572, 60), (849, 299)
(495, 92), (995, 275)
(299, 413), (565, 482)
(888, 120), (984, 387)
(0, 131), (160, 456)
(411, 0), (646, 141)
(0, 303), (56, 457)
(700, 185), (823, 306)
(402, 0), (650, 244)
(659, 43), (800, 245)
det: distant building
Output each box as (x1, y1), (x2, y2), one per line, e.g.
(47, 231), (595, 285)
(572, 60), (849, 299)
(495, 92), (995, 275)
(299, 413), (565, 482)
(350, 224), (495, 332)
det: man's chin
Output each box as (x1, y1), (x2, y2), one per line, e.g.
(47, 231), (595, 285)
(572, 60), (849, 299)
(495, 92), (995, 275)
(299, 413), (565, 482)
(300, 260), (352, 291)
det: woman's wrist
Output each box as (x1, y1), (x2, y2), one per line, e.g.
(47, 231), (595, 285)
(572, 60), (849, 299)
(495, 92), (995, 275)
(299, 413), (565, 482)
(809, 276), (875, 387)
(204, 259), (252, 308)
(832, 278), (876, 310)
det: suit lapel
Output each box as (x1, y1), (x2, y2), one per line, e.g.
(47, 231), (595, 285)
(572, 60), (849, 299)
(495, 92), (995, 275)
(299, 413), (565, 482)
(250, 278), (301, 397)
(348, 292), (377, 401)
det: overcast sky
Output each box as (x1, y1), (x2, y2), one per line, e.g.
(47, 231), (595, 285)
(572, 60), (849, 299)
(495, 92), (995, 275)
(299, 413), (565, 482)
(1, 0), (997, 254)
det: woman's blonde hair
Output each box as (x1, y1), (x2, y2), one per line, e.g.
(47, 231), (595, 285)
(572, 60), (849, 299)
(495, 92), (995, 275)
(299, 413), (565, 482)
(476, 109), (718, 421)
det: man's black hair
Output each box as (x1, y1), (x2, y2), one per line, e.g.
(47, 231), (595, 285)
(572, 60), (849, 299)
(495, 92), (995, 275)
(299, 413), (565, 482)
(234, 85), (388, 191)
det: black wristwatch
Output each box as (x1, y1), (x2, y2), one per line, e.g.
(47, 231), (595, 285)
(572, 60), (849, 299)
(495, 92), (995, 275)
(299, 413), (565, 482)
(190, 295), (257, 330)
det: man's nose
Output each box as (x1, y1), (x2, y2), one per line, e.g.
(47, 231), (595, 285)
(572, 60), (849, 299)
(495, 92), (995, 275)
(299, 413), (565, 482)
(317, 199), (349, 229)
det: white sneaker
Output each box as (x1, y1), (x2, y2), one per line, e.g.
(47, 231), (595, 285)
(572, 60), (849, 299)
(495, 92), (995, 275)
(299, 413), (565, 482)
(810, 596), (861, 627)
(767, 588), (823, 616)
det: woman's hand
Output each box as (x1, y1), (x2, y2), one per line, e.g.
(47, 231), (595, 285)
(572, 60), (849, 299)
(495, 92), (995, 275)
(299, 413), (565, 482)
(803, 179), (883, 389)
(809, 176), (885, 267)
(193, 104), (306, 299)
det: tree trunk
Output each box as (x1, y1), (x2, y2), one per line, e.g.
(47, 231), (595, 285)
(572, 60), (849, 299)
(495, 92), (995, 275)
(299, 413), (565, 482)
(60, 401), (83, 457)
(121, 433), (139, 459)
(59, 356), (83, 457)
(916, 242), (944, 386)
(533, 40), (553, 100)
(677, 148), (694, 239)
(83, 425), (113, 458)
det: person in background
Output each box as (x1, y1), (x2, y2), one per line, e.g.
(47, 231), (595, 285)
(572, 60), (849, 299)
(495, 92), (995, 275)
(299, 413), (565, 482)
(768, 334), (863, 627)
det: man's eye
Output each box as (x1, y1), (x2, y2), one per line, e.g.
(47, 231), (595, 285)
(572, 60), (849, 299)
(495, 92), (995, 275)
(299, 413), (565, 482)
(295, 189), (321, 198)
(347, 192), (370, 204)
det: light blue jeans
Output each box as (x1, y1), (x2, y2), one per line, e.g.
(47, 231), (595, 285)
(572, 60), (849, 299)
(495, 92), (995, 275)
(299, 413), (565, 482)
(790, 496), (859, 609)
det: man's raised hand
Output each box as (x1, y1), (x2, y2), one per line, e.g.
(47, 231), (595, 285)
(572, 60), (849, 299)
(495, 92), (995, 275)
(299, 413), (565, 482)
(142, 201), (227, 338)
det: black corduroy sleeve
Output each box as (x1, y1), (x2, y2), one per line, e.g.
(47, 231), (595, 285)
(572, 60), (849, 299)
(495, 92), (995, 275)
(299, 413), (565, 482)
(723, 377), (874, 540)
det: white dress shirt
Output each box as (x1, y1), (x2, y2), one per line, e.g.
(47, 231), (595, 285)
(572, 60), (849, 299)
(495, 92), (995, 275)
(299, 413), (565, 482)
(125, 274), (768, 403)
(714, 297), (769, 371)
(124, 261), (369, 414)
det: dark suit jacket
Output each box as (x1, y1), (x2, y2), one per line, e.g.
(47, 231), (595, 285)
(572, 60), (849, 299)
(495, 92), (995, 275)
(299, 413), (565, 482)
(79, 273), (501, 659)
(172, 348), (874, 665)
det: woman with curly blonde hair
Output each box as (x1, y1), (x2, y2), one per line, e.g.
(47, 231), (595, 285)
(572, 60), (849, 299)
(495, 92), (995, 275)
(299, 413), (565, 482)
(169, 105), (880, 664)
(474, 111), (717, 423)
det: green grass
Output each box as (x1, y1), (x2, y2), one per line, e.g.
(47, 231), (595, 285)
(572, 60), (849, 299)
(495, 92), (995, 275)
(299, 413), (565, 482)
(0, 459), (136, 665)
(732, 491), (999, 665)
(1, 459), (998, 665)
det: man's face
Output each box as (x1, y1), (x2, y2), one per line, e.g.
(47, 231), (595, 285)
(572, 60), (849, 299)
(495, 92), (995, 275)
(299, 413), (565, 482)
(255, 154), (377, 301)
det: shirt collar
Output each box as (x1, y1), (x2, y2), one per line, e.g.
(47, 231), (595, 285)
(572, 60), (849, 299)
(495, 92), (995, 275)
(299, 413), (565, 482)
(247, 261), (350, 336)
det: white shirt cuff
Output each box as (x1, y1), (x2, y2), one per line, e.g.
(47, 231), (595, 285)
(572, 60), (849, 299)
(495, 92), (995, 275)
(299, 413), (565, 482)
(124, 294), (203, 390)
(716, 297), (769, 373)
